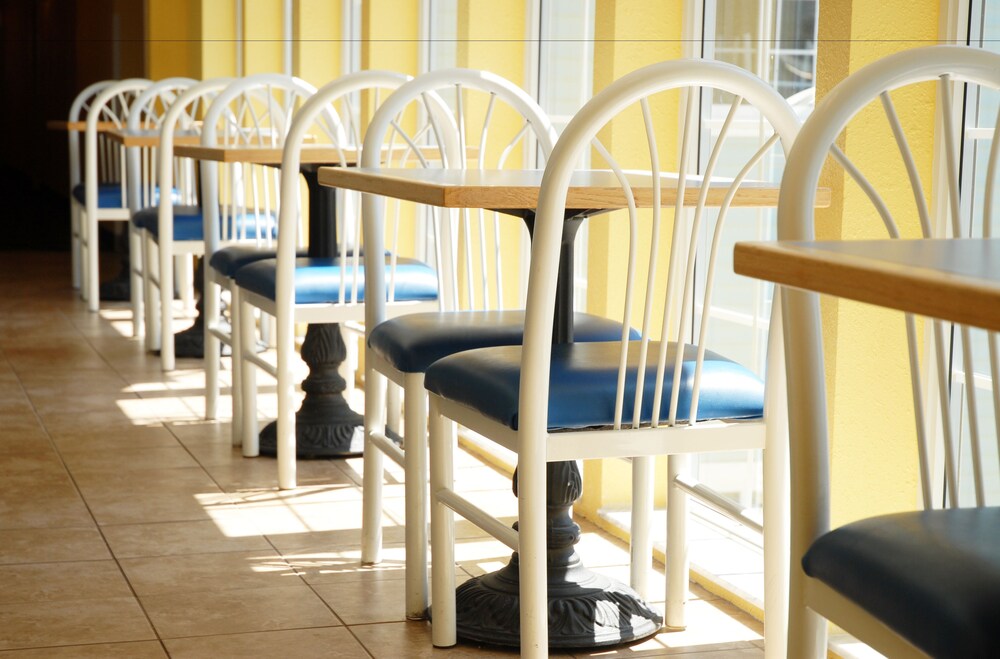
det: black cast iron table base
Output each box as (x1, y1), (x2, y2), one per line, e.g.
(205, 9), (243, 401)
(442, 461), (662, 648)
(258, 322), (364, 458)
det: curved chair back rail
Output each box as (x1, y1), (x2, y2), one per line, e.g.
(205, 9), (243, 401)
(423, 58), (800, 655)
(777, 45), (1000, 658)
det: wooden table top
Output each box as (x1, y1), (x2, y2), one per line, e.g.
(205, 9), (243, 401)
(172, 144), (355, 165)
(105, 129), (202, 148)
(734, 237), (1000, 331)
(315, 167), (831, 210)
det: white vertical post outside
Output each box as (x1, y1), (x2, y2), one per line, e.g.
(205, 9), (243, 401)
(235, 0), (244, 77)
(283, 0), (293, 77)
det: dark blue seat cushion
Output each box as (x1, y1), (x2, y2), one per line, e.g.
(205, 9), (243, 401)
(132, 206), (277, 242)
(234, 256), (438, 305)
(209, 245), (307, 278)
(369, 310), (638, 374)
(802, 507), (1000, 659)
(72, 183), (178, 208)
(424, 341), (764, 430)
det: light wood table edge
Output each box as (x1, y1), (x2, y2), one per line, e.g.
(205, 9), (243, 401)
(734, 241), (1000, 332)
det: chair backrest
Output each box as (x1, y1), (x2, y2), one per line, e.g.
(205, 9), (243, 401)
(519, 59), (799, 436)
(199, 74), (319, 254)
(273, 70), (412, 312)
(84, 78), (152, 212)
(124, 77), (198, 212)
(779, 46), (1000, 530)
(360, 68), (558, 330)
(67, 79), (116, 190)
(154, 78), (236, 249)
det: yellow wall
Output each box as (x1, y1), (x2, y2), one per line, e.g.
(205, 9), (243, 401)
(145, 0), (196, 80)
(814, 0), (938, 528)
(195, 0), (237, 79)
(243, 0), (284, 75)
(294, 0), (342, 87)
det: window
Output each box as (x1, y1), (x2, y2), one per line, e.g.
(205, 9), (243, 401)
(689, 0), (818, 516)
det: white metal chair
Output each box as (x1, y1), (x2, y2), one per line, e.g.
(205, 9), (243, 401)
(358, 68), (634, 623)
(138, 77), (243, 366)
(122, 77), (199, 339)
(233, 70), (424, 484)
(200, 75), (320, 441)
(66, 79), (116, 291)
(79, 78), (154, 311)
(777, 45), (1000, 658)
(421, 60), (800, 655)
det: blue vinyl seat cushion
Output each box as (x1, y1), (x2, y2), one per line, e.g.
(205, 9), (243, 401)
(72, 183), (179, 209)
(234, 256), (438, 305)
(369, 310), (638, 374)
(209, 245), (307, 278)
(802, 507), (1000, 658)
(132, 206), (277, 242)
(424, 341), (764, 431)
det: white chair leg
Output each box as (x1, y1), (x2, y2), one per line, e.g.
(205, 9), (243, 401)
(665, 454), (689, 629)
(85, 212), (99, 312)
(403, 373), (429, 620)
(788, 573), (826, 658)
(71, 202), (82, 290)
(128, 223), (143, 338)
(630, 455), (655, 600)
(429, 395), (456, 648)
(361, 364), (386, 566)
(275, 301), (296, 490)
(158, 239), (173, 370)
(386, 380), (402, 439)
(230, 288), (244, 447)
(146, 234), (162, 353)
(340, 328), (358, 401)
(518, 428), (549, 657)
(204, 277), (221, 421)
(238, 291), (259, 457)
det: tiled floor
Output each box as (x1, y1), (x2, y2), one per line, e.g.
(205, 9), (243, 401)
(0, 252), (764, 657)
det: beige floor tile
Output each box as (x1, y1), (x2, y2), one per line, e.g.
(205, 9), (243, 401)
(163, 627), (368, 658)
(119, 549), (301, 596)
(312, 577), (413, 625)
(50, 425), (179, 452)
(84, 490), (232, 526)
(0, 527), (110, 565)
(0, 560), (133, 604)
(349, 621), (528, 658)
(140, 585), (339, 638)
(0, 492), (94, 530)
(61, 446), (200, 473)
(102, 517), (270, 559)
(0, 597), (155, 651)
(0, 640), (168, 658)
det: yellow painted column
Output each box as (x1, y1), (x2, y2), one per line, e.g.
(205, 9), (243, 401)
(145, 0), (197, 79)
(457, 1), (530, 309)
(361, 0), (420, 74)
(294, 0), (342, 87)
(243, 0), (284, 75)
(579, 0), (684, 518)
(195, 0), (238, 79)
(814, 0), (939, 529)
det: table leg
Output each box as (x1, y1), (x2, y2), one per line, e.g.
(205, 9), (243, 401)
(259, 321), (364, 457)
(450, 461), (662, 647)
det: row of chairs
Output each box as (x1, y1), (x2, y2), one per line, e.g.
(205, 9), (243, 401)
(65, 44), (1000, 657)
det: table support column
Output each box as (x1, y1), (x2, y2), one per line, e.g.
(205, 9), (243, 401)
(450, 461), (662, 647)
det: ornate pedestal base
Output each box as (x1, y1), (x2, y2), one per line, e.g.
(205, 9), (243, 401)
(259, 322), (364, 458)
(447, 461), (662, 649)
